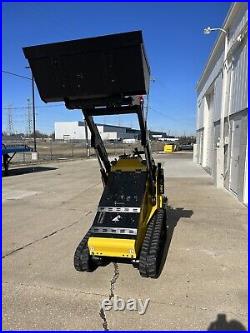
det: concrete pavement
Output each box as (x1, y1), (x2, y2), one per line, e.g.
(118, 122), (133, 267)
(2, 152), (248, 330)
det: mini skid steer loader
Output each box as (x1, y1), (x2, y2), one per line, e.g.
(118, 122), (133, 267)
(23, 30), (167, 278)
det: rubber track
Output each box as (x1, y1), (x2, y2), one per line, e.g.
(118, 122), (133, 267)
(74, 229), (93, 272)
(139, 208), (166, 278)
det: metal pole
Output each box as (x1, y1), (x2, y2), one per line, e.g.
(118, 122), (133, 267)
(50, 139), (53, 160)
(31, 75), (37, 152)
(84, 119), (90, 157)
(203, 27), (228, 188)
(217, 31), (228, 188)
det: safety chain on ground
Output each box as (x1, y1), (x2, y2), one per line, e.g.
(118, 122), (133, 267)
(99, 262), (119, 331)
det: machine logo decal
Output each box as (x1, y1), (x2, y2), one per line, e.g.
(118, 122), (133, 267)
(112, 215), (122, 222)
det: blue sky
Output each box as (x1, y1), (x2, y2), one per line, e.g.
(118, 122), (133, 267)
(2, 2), (231, 135)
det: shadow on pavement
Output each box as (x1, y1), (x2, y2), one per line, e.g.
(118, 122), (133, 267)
(158, 206), (193, 277)
(2, 166), (57, 177)
(207, 313), (246, 331)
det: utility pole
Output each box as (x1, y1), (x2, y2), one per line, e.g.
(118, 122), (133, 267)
(32, 74), (37, 152)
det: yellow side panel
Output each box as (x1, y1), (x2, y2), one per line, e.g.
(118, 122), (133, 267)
(88, 237), (136, 258)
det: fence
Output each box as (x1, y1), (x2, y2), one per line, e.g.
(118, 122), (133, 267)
(2, 137), (166, 166)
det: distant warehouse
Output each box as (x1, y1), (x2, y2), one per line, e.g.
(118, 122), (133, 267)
(55, 121), (140, 141)
(195, 3), (248, 204)
(55, 121), (167, 142)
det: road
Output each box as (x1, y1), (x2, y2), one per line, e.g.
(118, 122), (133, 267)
(2, 152), (248, 330)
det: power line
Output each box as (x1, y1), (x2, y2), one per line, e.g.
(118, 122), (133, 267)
(150, 107), (195, 124)
(2, 70), (32, 81)
(150, 107), (181, 123)
(2, 104), (65, 110)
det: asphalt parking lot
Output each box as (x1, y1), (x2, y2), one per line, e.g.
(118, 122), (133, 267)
(2, 152), (248, 330)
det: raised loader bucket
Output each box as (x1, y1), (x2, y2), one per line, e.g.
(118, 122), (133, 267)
(23, 31), (150, 108)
